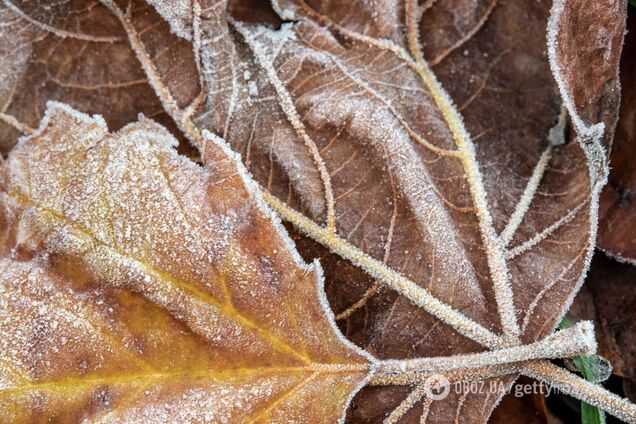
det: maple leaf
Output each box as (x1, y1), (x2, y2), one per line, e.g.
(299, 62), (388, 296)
(488, 376), (550, 424)
(0, 2), (155, 143)
(0, 102), (373, 422)
(91, 0), (626, 420)
(0, 0), (635, 423)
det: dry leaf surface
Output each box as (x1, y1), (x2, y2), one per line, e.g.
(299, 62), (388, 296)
(598, 9), (636, 264)
(144, 0), (622, 421)
(0, 103), (371, 422)
(570, 252), (636, 404)
(0, 0), (631, 423)
(488, 377), (549, 424)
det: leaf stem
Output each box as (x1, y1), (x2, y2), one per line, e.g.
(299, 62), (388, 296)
(231, 20), (338, 234)
(522, 361), (636, 424)
(263, 189), (635, 422)
(373, 321), (595, 378)
(368, 363), (519, 386)
(261, 189), (505, 349)
(560, 318), (607, 424)
(291, 0), (521, 342)
(0, 112), (34, 135)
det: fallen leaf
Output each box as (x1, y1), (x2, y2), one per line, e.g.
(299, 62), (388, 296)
(139, 0), (623, 421)
(0, 0), (630, 422)
(0, 102), (372, 422)
(569, 252), (636, 403)
(0, 0), (191, 156)
(598, 8), (636, 264)
(489, 377), (549, 424)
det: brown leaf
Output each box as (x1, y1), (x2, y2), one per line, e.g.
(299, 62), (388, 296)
(0, 102), (371, 422)
(0, 0), (629, 422)
(0, 0), (191, 156)
(156, 0), (621, 421)
(598, 8), (636, 264)
(489, 377), (549, 424)
(569, 252), (636, 403)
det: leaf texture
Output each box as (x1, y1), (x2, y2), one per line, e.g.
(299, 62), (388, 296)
(0, 0), (193, 156)
(0, 0), (628, 422)
(570, 252), (636, 403)
(0, 102), (372, 422)
(598, 11), (636, 264)
(124, 0), (622, 421)
(489, 377), (549, 424)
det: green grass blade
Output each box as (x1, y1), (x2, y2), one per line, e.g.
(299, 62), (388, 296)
(559, 318), (606, 424)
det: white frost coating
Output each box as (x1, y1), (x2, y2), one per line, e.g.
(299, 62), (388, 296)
(201, 130), (376, 424)
(231, 21), (337, 232)
(19, 101), (109, 146)
(546, 0), (608, 186)
(146, 0), (193, 40)
(255, 20), (493, 322)
(523, 361), (636, 424)
(598, 247), (636, 267)
(501, 107), (567, 246)
(545, 0), (610, 339)
(384, 384), (427, 424)
(263, 191), (505, 349)
(2, 0), (119, 42)
(520, 251), (582, 333)
(3, 108), (375, 422)
(411, 48), (521, 342)
(0, 6), (36, 101)
(198, 16), (329, 218)
(547, 1), (597, 137)
(270, 0), (298, 21)
(201, 133), (377, 355)
(314, 19), (521, 341)
(577, 320), (598, 353)
(310, 97), (488, 311)
(376, 321), (596, 375)
(202, 129), (312, 272)
(500, 145), (553, 246)
(248, 22), (297, 63)
(505, 201), (587, 260)
(313, 259), (378, 424)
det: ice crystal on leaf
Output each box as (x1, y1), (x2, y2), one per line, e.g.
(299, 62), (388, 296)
(0, 103), (372, 423)
(0, 0), (635, 423)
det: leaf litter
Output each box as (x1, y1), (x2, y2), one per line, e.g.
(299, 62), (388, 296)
(0, 0), (634, 423)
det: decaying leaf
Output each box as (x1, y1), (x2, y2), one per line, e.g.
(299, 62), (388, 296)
(0, 0), (633, 423)
(0, 102), (372, 422)
(0, 0), (195, 156)
(106, 0), (622, 420)
(598, 10), (636, 265)
(570, 252), (636, 404)
(489, 377), (549, 424)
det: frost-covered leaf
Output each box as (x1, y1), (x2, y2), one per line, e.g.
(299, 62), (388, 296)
(126, 0), (622, 421)
(0, 0), (629, 422)
(0, 0), (191, 156)
(598, 13), (636, 264)
(0, 102), (372, 422)
(570, 252), (636, 403)
(489, 377), (549, 424)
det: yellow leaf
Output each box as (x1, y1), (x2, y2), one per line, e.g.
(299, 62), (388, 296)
(0, 102), (372, 423)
